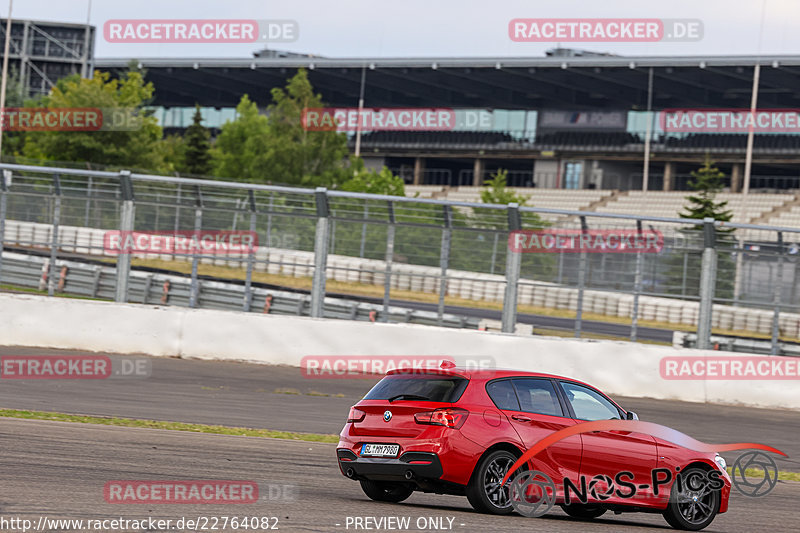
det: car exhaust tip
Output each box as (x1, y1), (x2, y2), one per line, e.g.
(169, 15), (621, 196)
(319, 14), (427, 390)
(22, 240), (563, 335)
(346, 468), (355, 478)
(404, 470), (414, 480)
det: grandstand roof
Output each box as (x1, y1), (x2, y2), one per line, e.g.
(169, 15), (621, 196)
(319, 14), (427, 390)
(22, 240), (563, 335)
(95, 54), (800, 110)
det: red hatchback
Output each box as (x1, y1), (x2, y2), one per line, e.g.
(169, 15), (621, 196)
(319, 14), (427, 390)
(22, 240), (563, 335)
(337, 366), (731, 531)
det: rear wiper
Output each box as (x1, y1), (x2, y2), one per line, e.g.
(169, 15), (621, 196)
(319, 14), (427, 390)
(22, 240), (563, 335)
(387, 394), (431, 403)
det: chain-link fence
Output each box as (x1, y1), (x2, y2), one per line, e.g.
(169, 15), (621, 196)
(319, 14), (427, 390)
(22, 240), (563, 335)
(2, 162), (800, 354)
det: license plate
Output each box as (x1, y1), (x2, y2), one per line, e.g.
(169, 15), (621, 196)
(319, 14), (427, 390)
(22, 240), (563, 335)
(361, 443), (400, 457)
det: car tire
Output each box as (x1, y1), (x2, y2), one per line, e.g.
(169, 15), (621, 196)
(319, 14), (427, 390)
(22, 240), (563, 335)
(466, 449), (519, 515)
(662, 467), (720, 531)
(560, 503), (607, 519)
(359, 479), (414, 503)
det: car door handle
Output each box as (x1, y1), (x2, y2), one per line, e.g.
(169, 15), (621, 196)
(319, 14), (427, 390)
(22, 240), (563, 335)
(512, 415), (532, 422)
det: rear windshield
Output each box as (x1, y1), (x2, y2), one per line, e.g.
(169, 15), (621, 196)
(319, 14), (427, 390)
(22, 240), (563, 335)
(364, 375), (468, 403)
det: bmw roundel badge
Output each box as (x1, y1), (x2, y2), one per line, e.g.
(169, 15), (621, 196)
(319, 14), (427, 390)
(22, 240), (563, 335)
(383, 410), (392, 422)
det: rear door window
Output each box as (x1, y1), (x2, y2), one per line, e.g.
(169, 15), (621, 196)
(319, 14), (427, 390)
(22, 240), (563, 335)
(511, 378), (564, 417)
(486, 379), (520, 410)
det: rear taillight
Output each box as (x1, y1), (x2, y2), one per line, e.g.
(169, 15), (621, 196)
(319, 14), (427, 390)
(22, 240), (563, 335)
(414, 408), (469, 429)
(346, 407), (366, 423)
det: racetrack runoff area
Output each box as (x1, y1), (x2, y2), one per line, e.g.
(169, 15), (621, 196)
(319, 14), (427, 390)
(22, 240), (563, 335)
(0, 348), (798, 533)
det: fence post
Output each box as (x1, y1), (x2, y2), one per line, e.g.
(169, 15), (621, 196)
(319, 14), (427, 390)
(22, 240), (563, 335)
(696, 218), (717, 350)
(359, 204), (369, 258)
(174, 183), (182, 232)
(310, 187), (330, 318)
(631, 220), (644, 341)
(437, 205), (452, 326)
(0, 170), (7, 285)
(267, 194), (273, 247)
(489, 232), (499, 275)
(243, 189), (257, 312)
(115, 171), (135, 303)
(382, 201), (395, 321)
(84, 176), (92, 227)
(329, 209), (337, 254)
(575, 216), (588, 338)
(771, 232), (784, 355)
(501, 204), (522, 333)
(48, 174), (62, 297)
(188, 187), (203, 308)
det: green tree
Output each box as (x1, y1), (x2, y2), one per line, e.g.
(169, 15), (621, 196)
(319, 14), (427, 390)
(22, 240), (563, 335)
(1, 66), (30, 160)
(157, 134), (186, 175)
(480, 169), (530, 205)
(667, 156), (735, 299)
(264, 69), (350, 186)
(210, 95), (270, 181)
(680, 157), (733, 223)
(340, 161), (405, 196)
(211, 69), (350, 185)
(22, 70), (164, 171)
(182, 104), (211, 175)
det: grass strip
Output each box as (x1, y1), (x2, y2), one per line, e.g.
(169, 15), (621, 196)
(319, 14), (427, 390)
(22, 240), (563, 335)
(0, 408), (339, 443)
(726, 467), (800, 482)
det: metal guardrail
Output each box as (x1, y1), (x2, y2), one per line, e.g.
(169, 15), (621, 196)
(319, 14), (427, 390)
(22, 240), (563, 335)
(674, 331), (800, 357)
(0, 251), (481, 329)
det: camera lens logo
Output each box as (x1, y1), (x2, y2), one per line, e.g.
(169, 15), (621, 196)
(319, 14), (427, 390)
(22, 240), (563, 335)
(588, 474), (615, 501)
(508, 471), (556, 517)
(731, 451), (779, 498)
(383, 410), (392, 422)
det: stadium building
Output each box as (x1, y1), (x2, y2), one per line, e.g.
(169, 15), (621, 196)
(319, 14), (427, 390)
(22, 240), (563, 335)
(0, 18), (94, 100)
(94, 48), (800, 194)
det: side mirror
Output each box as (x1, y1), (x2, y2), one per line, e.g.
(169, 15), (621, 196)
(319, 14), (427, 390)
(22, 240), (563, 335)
(626, 411), (639, 420)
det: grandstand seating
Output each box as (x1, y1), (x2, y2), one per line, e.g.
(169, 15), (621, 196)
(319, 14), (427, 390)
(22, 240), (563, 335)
(405, 186), (799, 228)
(406, 186), (613, 222)
(595, 191), (791, 224)
(761, 204), (800, 228)
(405, 185), (445, 199)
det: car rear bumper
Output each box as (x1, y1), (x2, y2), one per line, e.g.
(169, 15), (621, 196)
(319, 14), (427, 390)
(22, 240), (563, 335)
(337, 449), (443, 482)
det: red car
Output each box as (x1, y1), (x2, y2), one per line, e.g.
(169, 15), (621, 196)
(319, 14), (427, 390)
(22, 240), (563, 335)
(337, 365), (731, 531)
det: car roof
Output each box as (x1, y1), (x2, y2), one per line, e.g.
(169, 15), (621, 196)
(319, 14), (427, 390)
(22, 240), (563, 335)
(386, 366), (591, 386)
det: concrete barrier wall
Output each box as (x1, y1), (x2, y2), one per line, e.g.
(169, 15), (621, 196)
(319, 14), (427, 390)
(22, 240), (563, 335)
(0, 292), (796, 410)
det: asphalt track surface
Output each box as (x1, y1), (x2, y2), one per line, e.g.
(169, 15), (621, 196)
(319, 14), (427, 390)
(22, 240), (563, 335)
(0, 347), (798, 533)
(1, 418), (798, 533)
(380, 297), (674, 343)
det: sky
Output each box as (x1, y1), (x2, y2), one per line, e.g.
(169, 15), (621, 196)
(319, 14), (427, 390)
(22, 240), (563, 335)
(7, 0), (800, 59)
